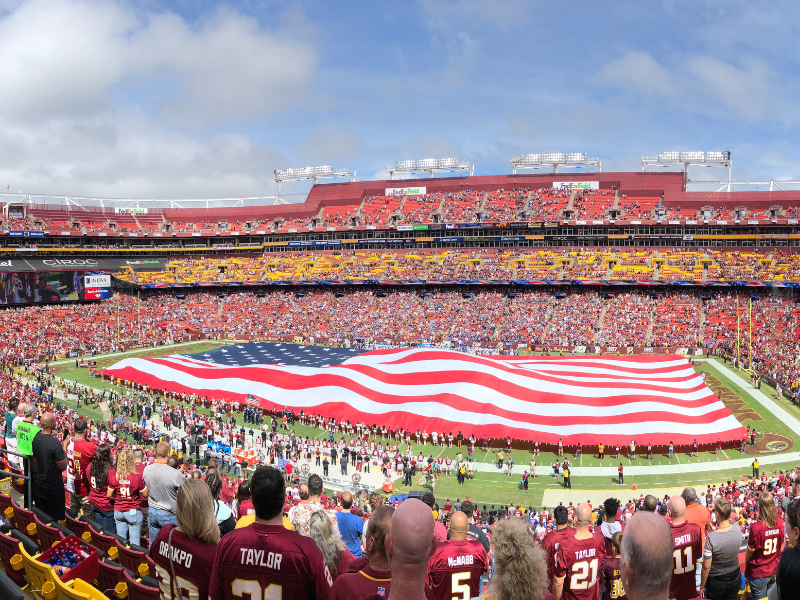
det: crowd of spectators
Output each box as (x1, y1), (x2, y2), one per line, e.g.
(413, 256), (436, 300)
(2, 286), (800, 390)
(114, 248), (800, 287)
(1, 371), (799, 599)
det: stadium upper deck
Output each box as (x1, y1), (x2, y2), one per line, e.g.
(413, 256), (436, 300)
(3, 172), (800, 253)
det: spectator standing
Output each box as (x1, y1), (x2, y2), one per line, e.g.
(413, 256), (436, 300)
(667, 495), (702, 600)
(426, 511), (488, 600)
(64, 418), (97, 517)
(30, 413), (67, 520)
(381, 498), (439, 600)
(553, 504), (606, 600)
(422, 492), (448, 542)
(88, 443), (115, 533)
(291, 474), (337, 536)
(329, 506), (394, 600)
(745, 491), (784, 599)
(15, 403), (39, 509)
(601, 532), (626, 600)
(599, 498), (622, 557)
(208, 465), (333, 600)
(682, 487), (712, 550)
(108, 448), (147, 546)
(541, 505), (572, 587)
(700, 497), (742, 600)
(484, 517), (552, 600)
(143, 440), (185, 548)
(337, 491), (365, 558)
(619, 512), (673, 600)
(459, 500), (490, 553)
(151, 479), (220, 600)
(3, 397), (20, 468)
(309, 510), (366, 580)
(778, 498), (800, 598)
(206, 470), (236, 536)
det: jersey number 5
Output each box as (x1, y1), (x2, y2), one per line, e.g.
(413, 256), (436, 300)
(451, 572), (471, 600)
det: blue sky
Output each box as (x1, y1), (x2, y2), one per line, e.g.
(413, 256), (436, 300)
(0, 0), (797, 200)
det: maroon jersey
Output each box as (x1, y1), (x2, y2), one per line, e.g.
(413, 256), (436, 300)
(600, 557), (626, 600)
(426, 539), (489, 600)
(329, 565), (391, 600)
(88, 467), (114, 512)
(208, 522), (333, 600)
(746, 519), (784, 579)
(66, 437), (96, 496)
(151, 525), (218, 600)
(541, 527), (575, 583)
(553, 534), (606, 600)
(669, 521), (702, 600)
(108, 469), (146, 512)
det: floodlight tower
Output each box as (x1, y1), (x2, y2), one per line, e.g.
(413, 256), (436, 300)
(274, 166), (356, 204)
(641, 151), (731, 191)
(387, 158), (473, 179)
(510, 153), (601, 174)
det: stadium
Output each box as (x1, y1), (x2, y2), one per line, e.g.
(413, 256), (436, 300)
(0, 2), (798, 600)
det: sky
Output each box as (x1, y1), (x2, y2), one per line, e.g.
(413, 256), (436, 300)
(0, 0), (798, 201)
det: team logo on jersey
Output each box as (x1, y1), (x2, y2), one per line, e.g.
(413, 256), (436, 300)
(377, 587), (386, 596)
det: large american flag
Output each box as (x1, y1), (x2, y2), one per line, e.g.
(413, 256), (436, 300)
(104, 343), (745, 445)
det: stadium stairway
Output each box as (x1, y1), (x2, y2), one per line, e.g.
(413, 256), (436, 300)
(644, 305), (656, 346)
(595, 302), (609, 334)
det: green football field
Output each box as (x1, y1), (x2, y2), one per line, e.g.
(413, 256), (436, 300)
(48, 345), (800, 508)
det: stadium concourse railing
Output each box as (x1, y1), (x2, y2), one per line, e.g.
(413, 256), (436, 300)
(0, 447), (34, 511)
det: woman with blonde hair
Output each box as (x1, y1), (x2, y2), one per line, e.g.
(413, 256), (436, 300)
(308, 510), (365, 580)
(150, 479), (220, 600)
(745, 491), (783, 600)
(485, 518), (551, 600)
(107, 448), (147, 546)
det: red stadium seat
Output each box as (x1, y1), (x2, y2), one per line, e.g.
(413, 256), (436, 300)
(0, 494), (17, 529)
(11, 506), (38, 547)
(66, 514), (94, 542)
(0, 531), (26, 587)
(97, 560), (132, 599)
(33, 516), (65, 549)
(121, 568), (160, 600)
(88, 525), (121, 557)
(114, 542), (150, 577)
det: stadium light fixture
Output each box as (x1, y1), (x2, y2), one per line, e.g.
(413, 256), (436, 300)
(387, 158), (474, 179)
(510, 153), (601, 174)
(274, 166), (356, 204)
(642, 151), (732, 191)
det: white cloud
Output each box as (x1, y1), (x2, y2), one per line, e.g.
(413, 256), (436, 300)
(596, 50), (791, 123)
(0, 0), (317, 198)
(595, 51), (677, 97)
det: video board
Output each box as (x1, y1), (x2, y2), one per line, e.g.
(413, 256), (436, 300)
(0, 270), (112, 304)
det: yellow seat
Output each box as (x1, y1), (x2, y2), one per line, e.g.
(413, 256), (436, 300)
(43, 575), (111, 600)
(19, 542), (56, 600)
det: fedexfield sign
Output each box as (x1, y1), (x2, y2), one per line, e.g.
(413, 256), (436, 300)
(385, 186), (427, 196)
(553, 181), (599, 190)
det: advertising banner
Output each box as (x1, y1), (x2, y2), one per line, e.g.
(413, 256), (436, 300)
(115, 208), (148, 214)
(553, 181), (599, 190)
(385, 186), (426, 196)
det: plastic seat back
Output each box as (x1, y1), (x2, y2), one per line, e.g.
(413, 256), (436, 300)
(121, 569), (160, 600)
(0, 530), (25, 586)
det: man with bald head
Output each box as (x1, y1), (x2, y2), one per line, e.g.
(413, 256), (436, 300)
(31, 413), (68, 520)
(554, 503), (607, 600)
(667, 495), (702, 600)
(377, 499), (439, 600)
(330, 505), (395, 600)
(619, 511), (674, 600)
(620, 511), (673, 600)
(427, 511), (488, 600)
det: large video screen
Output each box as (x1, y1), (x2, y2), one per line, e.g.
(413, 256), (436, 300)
(0, 271), (111, 304)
